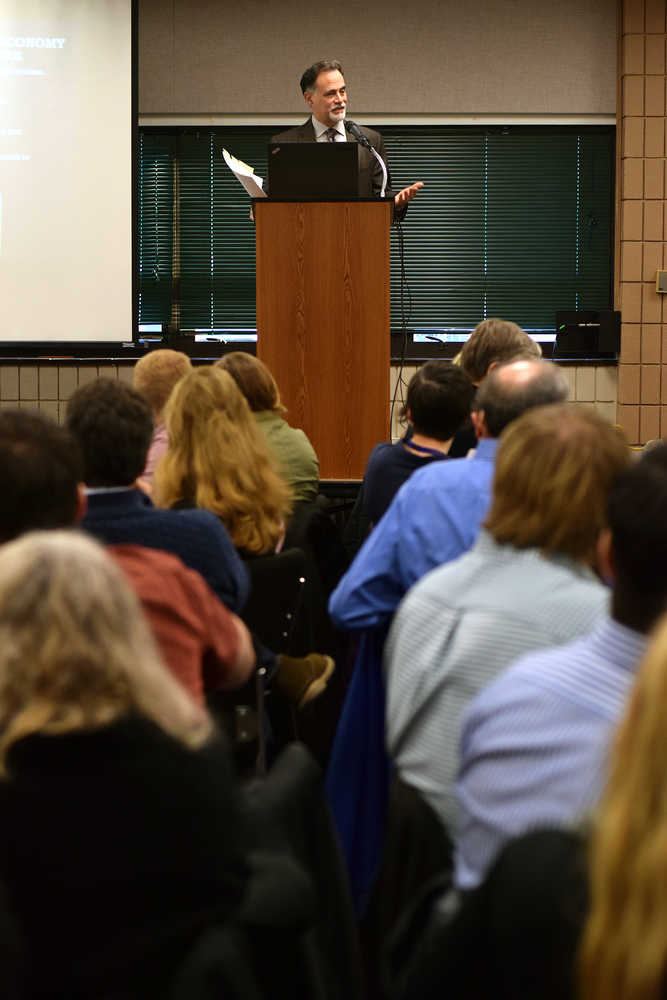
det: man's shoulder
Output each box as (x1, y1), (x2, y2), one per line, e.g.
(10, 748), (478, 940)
(466, 627), (606, 722)
(271, 120), (313, 143)
(358, 124), (382, 145)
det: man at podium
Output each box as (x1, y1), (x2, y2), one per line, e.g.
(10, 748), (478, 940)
(271, 60), (423, 219)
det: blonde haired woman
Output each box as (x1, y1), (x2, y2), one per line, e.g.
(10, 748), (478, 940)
(0, 531), (247, 997)
(154, 365), (334, 708)
(155, 365), (292, 556)
(579, 615), (667, 1000)
(216, 352), (319, 503)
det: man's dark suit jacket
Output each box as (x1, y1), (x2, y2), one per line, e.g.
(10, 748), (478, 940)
(270, 119), (406, 220)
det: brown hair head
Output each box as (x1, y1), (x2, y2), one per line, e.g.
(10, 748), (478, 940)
(215, 352), (285, 415)
(484, 403), (630, 563)
(459, 318), (542, 383)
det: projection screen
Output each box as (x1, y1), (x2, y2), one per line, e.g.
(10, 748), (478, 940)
(0, 0), (134, 344)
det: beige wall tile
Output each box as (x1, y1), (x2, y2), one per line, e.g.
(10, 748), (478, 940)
(643, 280), (664, 321)
(645, 0), (666, 32)
(645, 34), (666, 72)
(574, 366), (596, 401)
(0, 367), (19, 400)
(623, 199), (644, 239)
(662, 324), (667, 360)
(623, 116), (645, 156)
(76, 366), (99, 387)
(38, 400), (60, 422)
(19, 367), (38, 400)
(622, 240), (644, 280)
(117, 365), (135, 385)
(58, 366), (78, 400)
(617, 403), (640, 442)
(644, 115), (665, 155)
(641, 322), (663, 360)
(624, 33), (645, 73)
(661, 404), (667, 431)
(662, 364), (667, 401)
(38, 367), (58, 400)
(97, 364), (118, 380)
(640, 404), (661, 442)
(645, 74), (666, 114)
(618, 363), (641, 403)
(595, 366), (618, 401)
(621, 281), (643, 321)
(561, 365), (577, 401)
(623, 75), (645, 115)
(621, 323), (642, 362)
(645, 158), (665, 198)
(645, 200), (664, 239)
(624, 157), (644, 198)
(623, 0), (645, 34)
(642, 363), (662, 401)
(643, 240), (664, 279)
(594, 400), (617, 424)
(18, 399), (39, 411)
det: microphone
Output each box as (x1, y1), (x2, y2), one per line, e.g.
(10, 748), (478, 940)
(345, 120), (373, 150)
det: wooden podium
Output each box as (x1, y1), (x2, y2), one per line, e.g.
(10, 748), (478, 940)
(255, 199), (392, 480)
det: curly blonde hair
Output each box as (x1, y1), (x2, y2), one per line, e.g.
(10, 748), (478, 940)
(154, 366), (292, 554)
(579, 613), (667, 1000)
(0, 531), (211, 772)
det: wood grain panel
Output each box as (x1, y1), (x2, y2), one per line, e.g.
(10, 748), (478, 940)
(255, 201), (391, 479)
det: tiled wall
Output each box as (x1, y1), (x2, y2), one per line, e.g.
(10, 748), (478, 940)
(618, 0), (667, 444)
(0, 365), (135, 424)
(0, 362), (618, 439)
(389, 364), (618, 441)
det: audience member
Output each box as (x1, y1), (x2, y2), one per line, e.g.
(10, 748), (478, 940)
(385, 404), (630, 837)
(396, 607), (667, 1000)
(449, 317), (542, 457)
(66, 377), (249, 612)
(133, 348), (192, 488)
(155, 365), (292, 556)
(0, 408), (255, 706)
(362, 361), (474, 525)
(0, 530), (248, 998)
(216, 352), (320, 503)
(455, 442), (667, 888)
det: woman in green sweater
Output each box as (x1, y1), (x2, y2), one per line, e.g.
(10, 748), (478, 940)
(217, 353), (320, 503)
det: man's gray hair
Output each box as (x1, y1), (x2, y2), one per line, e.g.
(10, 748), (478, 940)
(474, 359), (569, 438)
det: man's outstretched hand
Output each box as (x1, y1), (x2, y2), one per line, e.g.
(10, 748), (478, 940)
(395, 181), (424, 207)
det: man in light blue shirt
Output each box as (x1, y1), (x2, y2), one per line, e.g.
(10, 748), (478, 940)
(454, 446), (667, 889)
(329, 359), (570, 632)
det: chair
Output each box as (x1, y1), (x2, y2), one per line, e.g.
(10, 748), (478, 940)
(170, 743), (364, 1000)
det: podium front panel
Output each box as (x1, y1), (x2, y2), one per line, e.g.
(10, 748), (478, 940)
(255, 200), (391, 481)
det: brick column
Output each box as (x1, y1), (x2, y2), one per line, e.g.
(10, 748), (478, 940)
(618, 0), (667, 444)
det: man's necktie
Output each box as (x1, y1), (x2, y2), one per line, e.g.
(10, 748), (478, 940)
(326, 128), (338, 142)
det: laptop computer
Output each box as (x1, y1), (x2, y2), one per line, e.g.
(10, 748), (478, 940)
(267, 141), (360, 199)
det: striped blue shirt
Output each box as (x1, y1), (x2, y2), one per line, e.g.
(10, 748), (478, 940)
(455, 617), (646, 889)
(385, 531), (609, 839)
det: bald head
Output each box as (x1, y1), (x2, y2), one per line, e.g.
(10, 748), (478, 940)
(473, 359), (569, 438)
